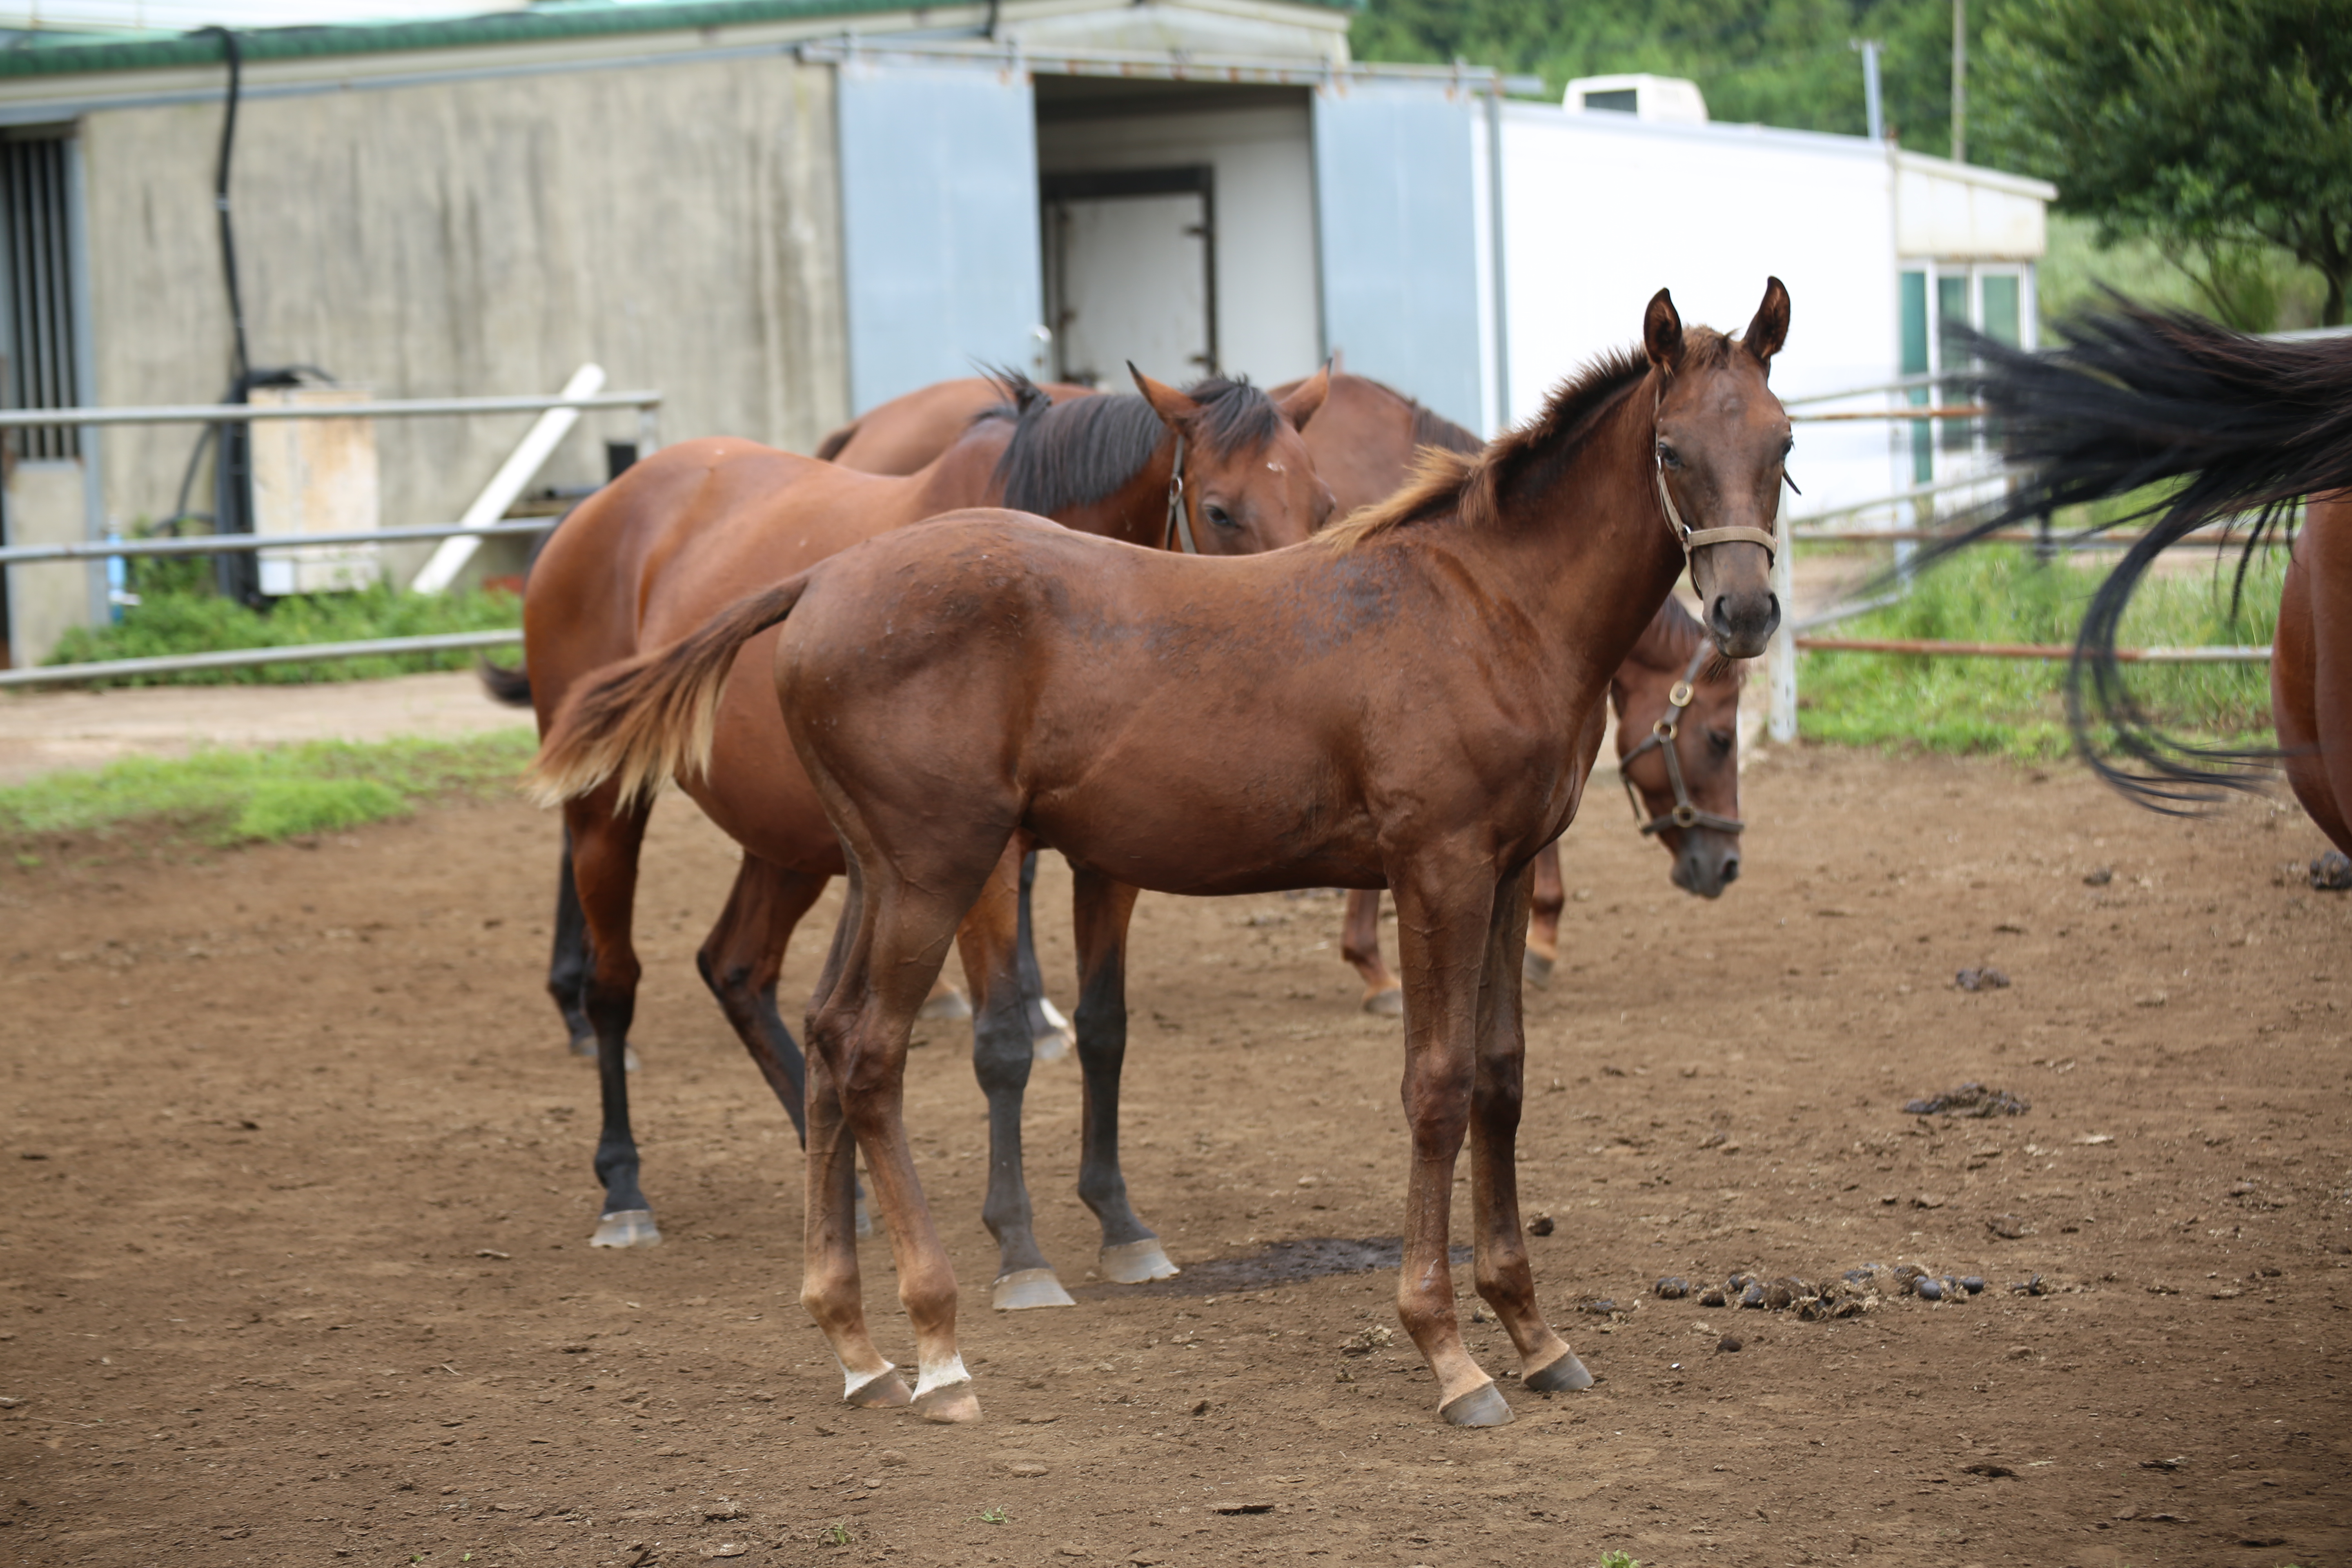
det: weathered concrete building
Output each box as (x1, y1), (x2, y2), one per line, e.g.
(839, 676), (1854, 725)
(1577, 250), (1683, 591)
(0, 0), (2050, 666)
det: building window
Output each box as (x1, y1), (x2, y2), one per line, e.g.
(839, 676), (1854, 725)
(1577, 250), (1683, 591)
(1899, 261), (2036, 488)
(0, 131), (81, 461)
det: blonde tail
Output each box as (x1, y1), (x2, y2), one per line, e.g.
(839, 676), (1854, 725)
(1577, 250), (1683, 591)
(527, 576), (809, 809)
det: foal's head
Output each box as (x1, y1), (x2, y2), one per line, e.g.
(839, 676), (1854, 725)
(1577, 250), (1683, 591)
(1131, 365), (1337, 552)
(1645, 279), (1791, 659)
(1613, 601), (1746, 898)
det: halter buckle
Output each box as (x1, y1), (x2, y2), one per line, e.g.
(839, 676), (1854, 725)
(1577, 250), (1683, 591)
(1668, 680), (1693, 708)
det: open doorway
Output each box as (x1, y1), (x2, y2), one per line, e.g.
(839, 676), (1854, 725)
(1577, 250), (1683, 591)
(1043, 167), (1216, 386)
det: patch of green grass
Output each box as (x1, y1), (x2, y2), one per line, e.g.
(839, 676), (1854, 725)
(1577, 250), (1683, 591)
(1599, 1552), (1642, 1568)
(45, 582), (520, 686)
(0, 729), (536, 847)
(1798, 543), (2283, 762)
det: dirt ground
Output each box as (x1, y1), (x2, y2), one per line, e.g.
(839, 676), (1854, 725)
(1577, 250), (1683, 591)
(3, 741), (2349, 1568)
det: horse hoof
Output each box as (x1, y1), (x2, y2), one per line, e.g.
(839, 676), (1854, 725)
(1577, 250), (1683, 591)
(1031, 1027), (1073, 1063)
(992, 1268), (1077, 1311)
(918, 989), (973, 1022)
(855, 1197), (873, 1241)
(1098, 1238), (1179, 1285)
(1361, 988), (1403, 1018)
(845, 1368), (913, 1409)
(912, 1380), (982, 1424)
(1523, 1348), (1593, 1393)
(590, 1209), (661, 1248)
(1522, 951), (1554, 988)
(1438, 1381), (1514, 1427)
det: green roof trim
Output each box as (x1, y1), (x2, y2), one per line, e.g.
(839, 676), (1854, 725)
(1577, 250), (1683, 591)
(0, 0), (1357, 81)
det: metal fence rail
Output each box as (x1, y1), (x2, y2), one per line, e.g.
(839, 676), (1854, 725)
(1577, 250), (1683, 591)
(0, 629), (524, 690)
(0, 390), (662, 429)
(0, 518), (555, 568)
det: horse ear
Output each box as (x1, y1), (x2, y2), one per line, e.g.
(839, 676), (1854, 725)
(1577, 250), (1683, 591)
(1278, 361), (1332, 432)
(1644, 289), (1685, 370)
(1129, 363), (1202, 428)
(1743, 276), (1791, 367)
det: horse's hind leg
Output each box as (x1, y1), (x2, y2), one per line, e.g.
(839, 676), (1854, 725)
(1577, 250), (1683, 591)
(1468, 860), (1588, 1398)
(696, 854), (829, 1143)
(1523, 839), (1565, 987)
(566, 788), (660, 1248)
(799, 871), (912, 1412)
(548, 827), (596, 1055)
(1016, 849), (1074, 1059)
(1340, 890), (1403, 1015)
(805, 849), (1000, 1423)
(958, 846), (1075, 1310)
(1070, 871), (1178, 1285)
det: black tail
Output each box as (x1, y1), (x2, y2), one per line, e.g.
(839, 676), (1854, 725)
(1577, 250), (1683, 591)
(1930, 298), (2352, 809)
(479, 655), (532, 708)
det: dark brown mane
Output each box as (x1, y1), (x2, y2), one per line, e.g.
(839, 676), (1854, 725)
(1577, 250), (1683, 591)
(1319, 343), (1676, 550)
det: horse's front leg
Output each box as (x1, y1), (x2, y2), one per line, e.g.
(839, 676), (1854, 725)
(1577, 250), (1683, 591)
(1390, 862), (1513, 1427)
(1523, 840), (1566, 987)
(957, 843), (1075, 1310)
(1471, 860), (1590, 1394)
(1339, 890), (1403, 1015)
(1069, 871), (1178, 1285)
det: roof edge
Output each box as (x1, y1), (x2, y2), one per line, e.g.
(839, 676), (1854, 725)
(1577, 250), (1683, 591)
(0, 0), (1356, 80)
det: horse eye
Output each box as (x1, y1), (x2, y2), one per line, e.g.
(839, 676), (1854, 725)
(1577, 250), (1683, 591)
(1655, 443), (1682, 470)
(1781, 437), (1796, 459)
(1204, 502), (1238, 530)
(1709, 729), (1734, 755)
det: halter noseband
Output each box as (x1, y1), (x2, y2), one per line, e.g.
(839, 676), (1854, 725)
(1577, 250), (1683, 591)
(1619, 638), (1744, 838)
(1162, 430), (1200, 555)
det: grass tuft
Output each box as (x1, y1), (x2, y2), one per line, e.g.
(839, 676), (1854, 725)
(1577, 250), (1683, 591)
(0, 729), (536, 847)
(1798, 543), (2283, 762)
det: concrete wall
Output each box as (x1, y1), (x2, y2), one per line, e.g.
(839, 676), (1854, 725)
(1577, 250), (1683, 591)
(3, 459), (94, 667)
(1038, 99), (1323, 388)
(1498, 106), (1902, 523)
(78, 53), (847, 588)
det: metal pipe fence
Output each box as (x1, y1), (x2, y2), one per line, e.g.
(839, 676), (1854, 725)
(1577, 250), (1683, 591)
(0, 517), (552, 568)
(0, 628), (523, 690)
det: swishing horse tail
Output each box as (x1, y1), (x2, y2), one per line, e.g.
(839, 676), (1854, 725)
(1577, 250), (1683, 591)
(478, 657), (532, 708)
(1946, 301), (2352, 808)
(527, 576), (809, 811)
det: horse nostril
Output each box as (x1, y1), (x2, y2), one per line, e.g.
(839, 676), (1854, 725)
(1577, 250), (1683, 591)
(1721, 855), (1740, 884)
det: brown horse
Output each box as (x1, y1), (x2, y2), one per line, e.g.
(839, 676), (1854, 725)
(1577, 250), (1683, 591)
(1276, 372), (1748, 1011)
(1964, 306), (2352, 865)
(816, 375), (1093, 474)
(514, 367), (1332, 1250)
(531, 281), (1792, 1427)
(1343, 597), (1745, 1009)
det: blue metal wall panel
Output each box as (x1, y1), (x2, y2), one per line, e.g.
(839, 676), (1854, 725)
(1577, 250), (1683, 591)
(1311, 82), (1483, 431)
(837, 58), (1044, 414)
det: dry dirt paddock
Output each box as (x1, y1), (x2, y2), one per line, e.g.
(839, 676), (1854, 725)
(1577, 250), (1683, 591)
(2, 742), (2348, 1568)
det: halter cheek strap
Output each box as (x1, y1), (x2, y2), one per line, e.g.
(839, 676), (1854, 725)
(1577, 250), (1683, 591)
(1618, 639), (1746, 838)
(1162, 431), (1200, 555)
(1653, 380), (1778, 564)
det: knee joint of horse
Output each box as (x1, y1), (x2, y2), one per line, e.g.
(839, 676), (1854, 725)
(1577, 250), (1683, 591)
(1075, 1163), (1129, 1212)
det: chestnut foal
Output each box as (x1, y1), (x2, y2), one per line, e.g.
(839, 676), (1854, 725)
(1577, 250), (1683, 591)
(533, 281), (1793, 1426)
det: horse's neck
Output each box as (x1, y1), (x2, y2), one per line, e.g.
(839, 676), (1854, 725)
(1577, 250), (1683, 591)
(1045, 439), (1174, 548)
(1629, 600), (1703, 675)
(905, 420), (1018, 514)
(1468, 384), (1687, 686)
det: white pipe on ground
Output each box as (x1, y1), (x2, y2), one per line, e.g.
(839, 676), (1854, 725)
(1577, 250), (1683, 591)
(410, 363), (605, 595)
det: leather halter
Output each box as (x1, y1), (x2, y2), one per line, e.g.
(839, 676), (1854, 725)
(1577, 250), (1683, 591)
(1653, 379), (1779, 565)
(1619, 638), (1744, 838)
(1162, 431), (1200, 555)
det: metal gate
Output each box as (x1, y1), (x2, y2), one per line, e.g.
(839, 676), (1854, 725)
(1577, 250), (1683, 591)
(835, 54), (1048, 414)
(1311, 80), (1484, 432)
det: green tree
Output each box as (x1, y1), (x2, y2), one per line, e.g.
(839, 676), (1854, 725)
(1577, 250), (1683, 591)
(1352, 0), (1962, 159)
(1977, 0), (2352, 325)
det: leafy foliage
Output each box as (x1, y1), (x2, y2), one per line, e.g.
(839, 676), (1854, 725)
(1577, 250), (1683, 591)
(45, 582), (520, 686)
(1353, 0), (1961, 155)
(1976, 0), (2352, 324)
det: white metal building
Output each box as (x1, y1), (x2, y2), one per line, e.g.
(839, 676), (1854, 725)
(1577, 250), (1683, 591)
(0, 0), (2051, 667)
